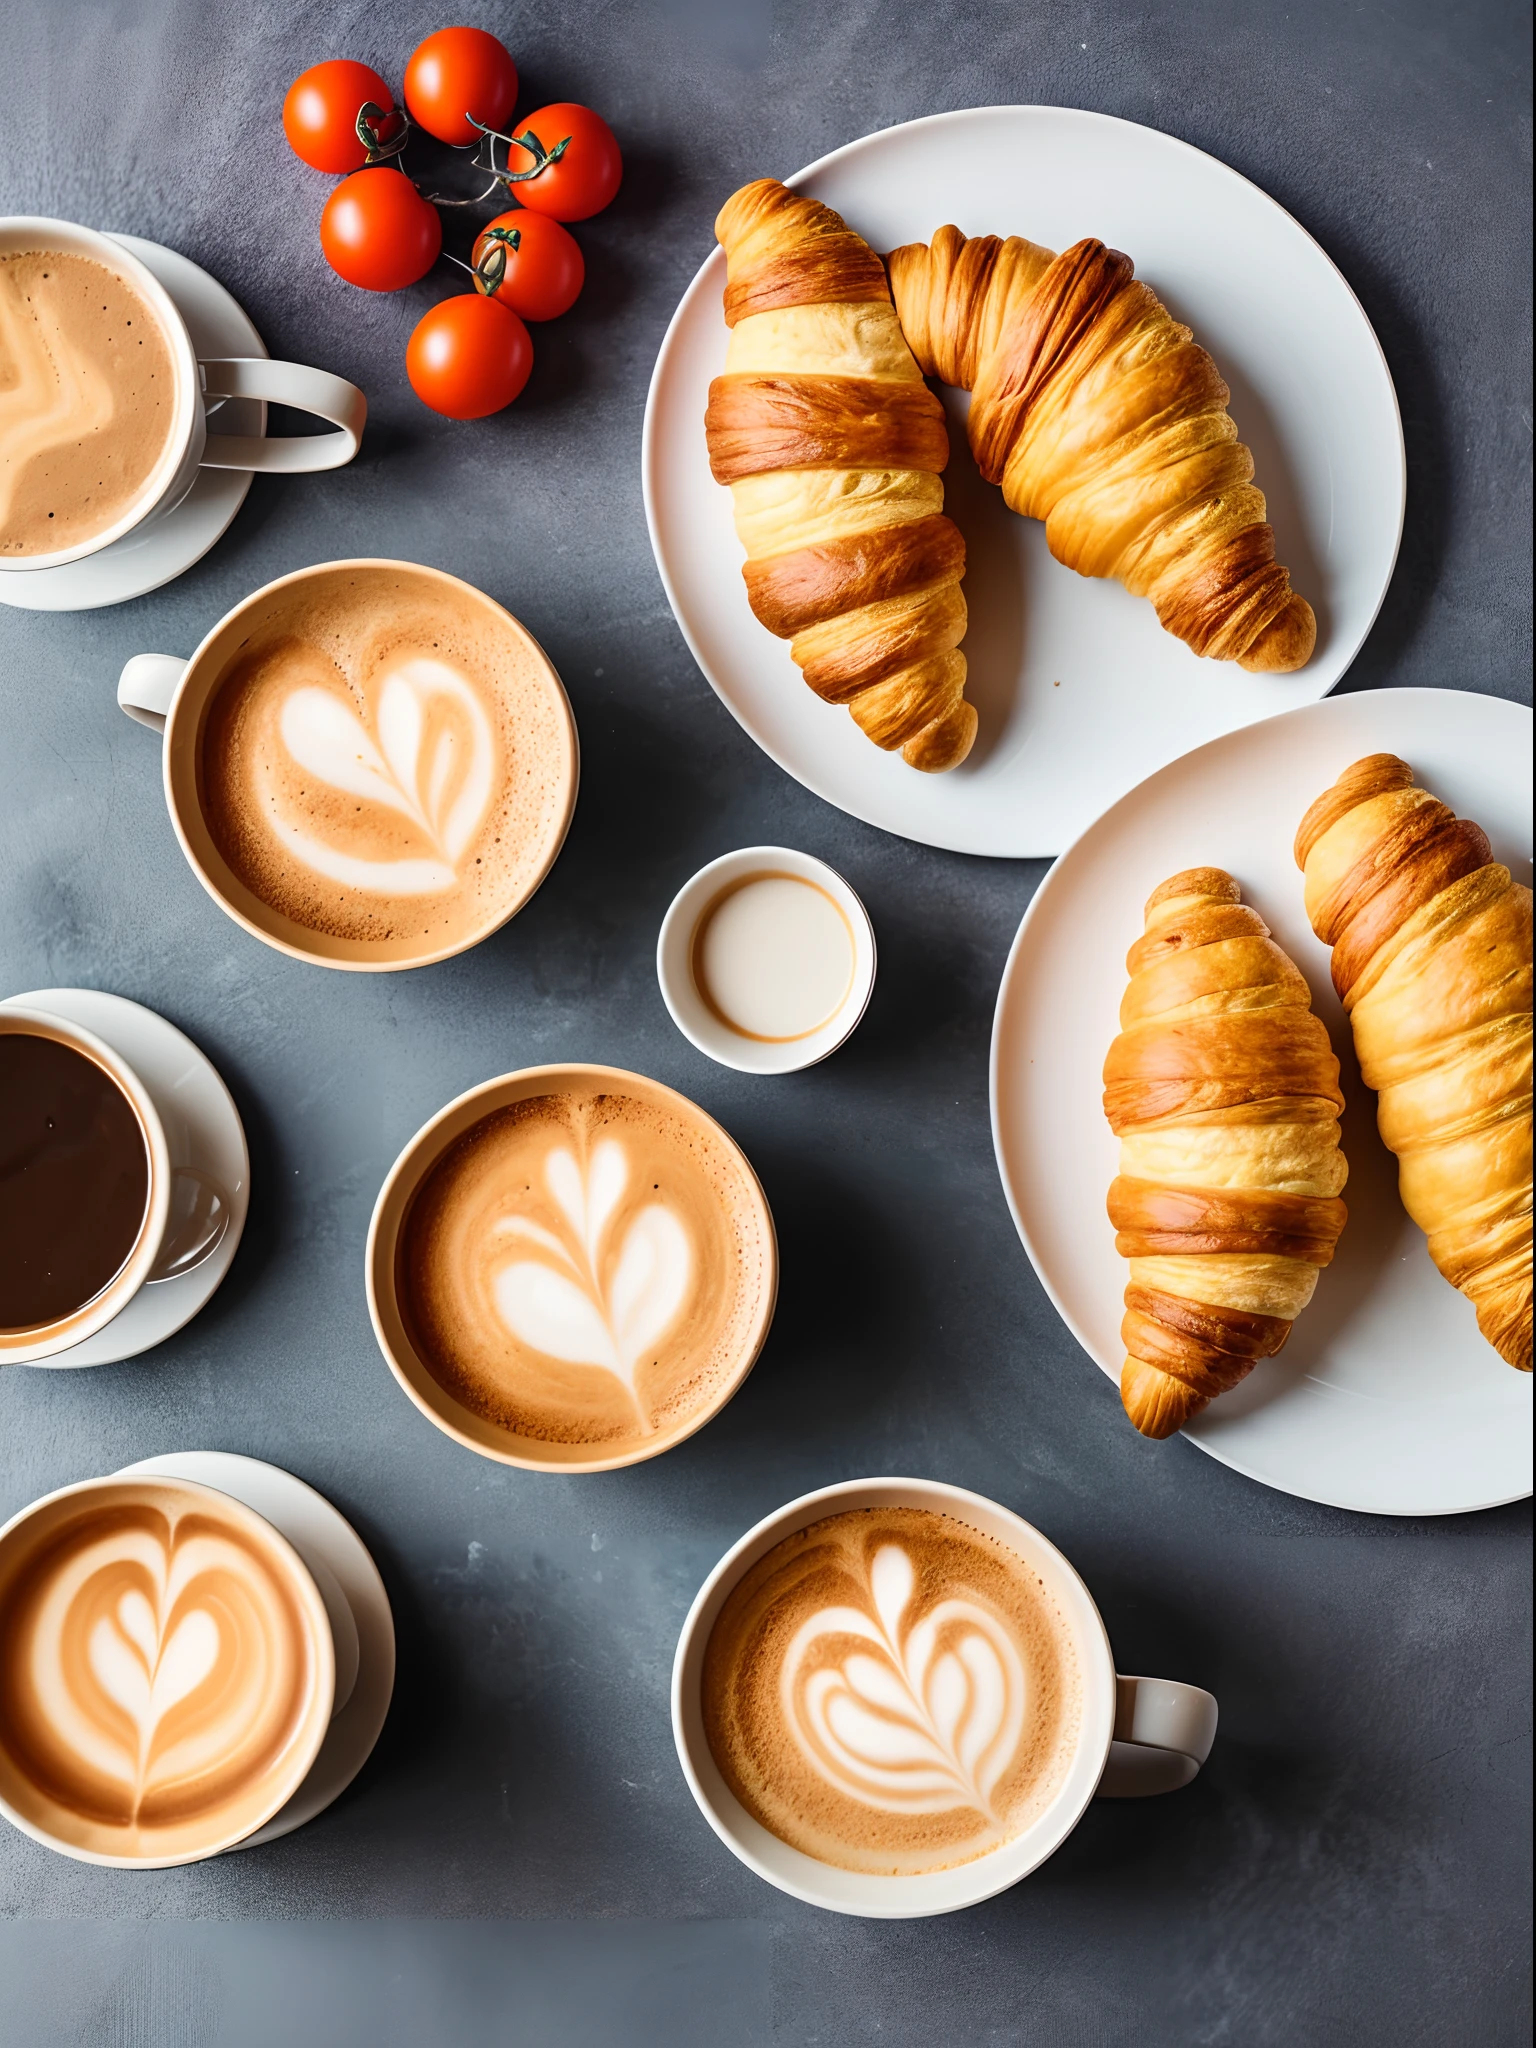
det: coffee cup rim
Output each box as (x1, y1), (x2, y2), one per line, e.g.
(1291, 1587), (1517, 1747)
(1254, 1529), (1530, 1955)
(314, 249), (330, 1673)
(670, 1476), (1118, 1918)
(366, 1061), (780, 1473)
(0, 1472), (336, 1867)
(0, 217), (201, 573)
(656, 847), (878, 1074)
(0, 1006), (173, 1362)
(153, 558), (579, 972)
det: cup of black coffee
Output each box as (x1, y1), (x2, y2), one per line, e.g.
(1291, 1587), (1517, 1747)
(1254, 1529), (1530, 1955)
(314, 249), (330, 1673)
(0, 1008), (221, 1363)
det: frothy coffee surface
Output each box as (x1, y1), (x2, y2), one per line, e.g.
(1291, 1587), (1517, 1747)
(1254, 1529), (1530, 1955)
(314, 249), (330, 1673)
(0, 1031), (149, 1334)
(0, 250), (177, 556)
(703, 1508), (1082, 1875)
(199, 566), (571, 951)
(0, 1482), (325, 1861)
(400, 1086), (770, 1447)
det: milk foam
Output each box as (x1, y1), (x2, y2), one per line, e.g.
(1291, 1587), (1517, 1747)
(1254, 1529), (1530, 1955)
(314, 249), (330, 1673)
(401, 1088), (769, 1447)
(0, 1487), (319, 1855)
(199, 567), (572, 950)
(491, 1139), (693, 1425)
(702, 1508), (1082, 1875)
(780, 1542), (1026, 1821)
(0, 251), (177, 556)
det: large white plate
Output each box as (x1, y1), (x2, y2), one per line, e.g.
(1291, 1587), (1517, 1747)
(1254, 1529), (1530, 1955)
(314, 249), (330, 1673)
(643, 107), (1404, 856)
(991, 688), (1532, 1515)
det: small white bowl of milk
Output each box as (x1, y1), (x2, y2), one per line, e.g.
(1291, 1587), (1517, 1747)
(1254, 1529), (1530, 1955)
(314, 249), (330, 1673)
(656, 847), (876, 1074)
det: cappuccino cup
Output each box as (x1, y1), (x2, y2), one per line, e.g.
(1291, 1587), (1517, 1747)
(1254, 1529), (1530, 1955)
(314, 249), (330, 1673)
(0, 218), (365, 572)
(0, 1007), (226, 1364)
(0, 1473), (335, 1866)
(368, 1063), (778, 1471)
(117, 560), (579, 971)
(672, 1477), (1218, 1917)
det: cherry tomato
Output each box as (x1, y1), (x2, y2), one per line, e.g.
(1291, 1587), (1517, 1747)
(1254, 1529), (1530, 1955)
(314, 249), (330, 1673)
(406, 295), (533, 418)
(470, 210), (584, 321)
(501, 103), (621, 221)
(403, 26), (518, 147)
(320, 168), (442, 291)
(283, 60), (400, 174)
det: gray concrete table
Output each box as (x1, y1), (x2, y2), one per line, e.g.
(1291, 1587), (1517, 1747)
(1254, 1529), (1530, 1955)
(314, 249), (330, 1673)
(1, 2), (1530, 2042)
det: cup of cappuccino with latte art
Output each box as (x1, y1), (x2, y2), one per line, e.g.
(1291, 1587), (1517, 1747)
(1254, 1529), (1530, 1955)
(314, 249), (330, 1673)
(0, 1474), (335, 1866)
(368, 1064), (778, 1471)
(672, 1477), (1218, 1916)
(0, 217), (365, 573)
(117, 560), (578, 970)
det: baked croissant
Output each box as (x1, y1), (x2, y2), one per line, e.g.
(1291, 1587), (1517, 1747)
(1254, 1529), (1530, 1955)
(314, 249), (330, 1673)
(1296, 755), (1533, 1371)
(704, 180), (977, 772)
(886, 225), (1315, 673)
(1103, 868), (1348, 1438)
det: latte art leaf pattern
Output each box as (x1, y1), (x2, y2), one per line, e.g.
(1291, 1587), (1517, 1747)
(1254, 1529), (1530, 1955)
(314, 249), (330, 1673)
(491, 1139), (693, 1427)
(7, 1507), (313, 1833)
(272, 657), (496, 895)
(780, 1543), (1027, 1818)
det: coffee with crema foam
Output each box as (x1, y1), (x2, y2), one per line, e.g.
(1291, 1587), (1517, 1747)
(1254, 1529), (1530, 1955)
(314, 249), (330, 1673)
(398, 1085), (772, 1447)
(0, 1480), (330, 1862)
(702, 1507), (1083, 1875)
(198, 565), (572, 954)
(0, 249), (178, 556)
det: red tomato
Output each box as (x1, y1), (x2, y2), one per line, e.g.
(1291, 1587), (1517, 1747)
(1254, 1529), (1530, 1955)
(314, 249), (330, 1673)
(404, 26), (518, 147)
(406, 295), (533, 418)
(470, 211), (584, 321)
(320, 168), (442, 291)
(283, 60), (400, 174)
(501, 104), (621, 221)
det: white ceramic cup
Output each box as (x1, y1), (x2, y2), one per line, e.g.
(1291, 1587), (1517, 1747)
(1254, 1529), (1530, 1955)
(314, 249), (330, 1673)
(657, 846), (877, 1075)
(671, 1477), (1219, 1918)
(0, 217), (365, 575)
(0, 1005), (227, 1363)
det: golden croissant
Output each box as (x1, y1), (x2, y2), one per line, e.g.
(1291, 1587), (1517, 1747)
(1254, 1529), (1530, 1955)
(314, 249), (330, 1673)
(1103, 868), (1348, 1438)
(704, 180), (977, 772)
(1296, 755), (1532, 1371)
(886, 225), (1315, 673)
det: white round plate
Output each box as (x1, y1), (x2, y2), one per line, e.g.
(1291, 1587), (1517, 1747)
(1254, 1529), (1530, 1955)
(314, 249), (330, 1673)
(114, 1452), (395, 1850)
(643, 106), (1404, 857)
(991, 688), (1532, 1515)
(1, 989), (249, 1365)
(0, 235), (265, 612)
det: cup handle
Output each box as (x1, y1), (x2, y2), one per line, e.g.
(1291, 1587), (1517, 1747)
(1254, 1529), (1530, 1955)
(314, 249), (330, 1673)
(1095, 1675), (1219, 1799)
(147, 1168), (230, 1284)
(199, 358), (366, 474)
(117, 653), (188, 734)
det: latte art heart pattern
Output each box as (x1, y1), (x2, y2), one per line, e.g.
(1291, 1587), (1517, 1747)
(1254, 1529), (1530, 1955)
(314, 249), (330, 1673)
(270, 658), (496, 895)
(490, 1139), (694, 1429)
(781, 1543), (1027, 1819)
(0, 1500), (318, 1839)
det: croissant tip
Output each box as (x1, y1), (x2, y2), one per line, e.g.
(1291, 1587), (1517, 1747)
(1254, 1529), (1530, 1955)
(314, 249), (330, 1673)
(1120, 1358), (1209, 1440)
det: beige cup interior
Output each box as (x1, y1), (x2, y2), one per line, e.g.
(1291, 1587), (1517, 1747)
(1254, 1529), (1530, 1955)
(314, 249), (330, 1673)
(367, 1063), (779, 1472)
(0, 1475), (335, 1867)
(162, 560), (579, 971)
(0, 1009), (172, 1362)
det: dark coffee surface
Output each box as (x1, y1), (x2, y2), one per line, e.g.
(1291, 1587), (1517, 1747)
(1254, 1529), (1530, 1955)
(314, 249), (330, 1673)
(0, 1035), (148, 1329)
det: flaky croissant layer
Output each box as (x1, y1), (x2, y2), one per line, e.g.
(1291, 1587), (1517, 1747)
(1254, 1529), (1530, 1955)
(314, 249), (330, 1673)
(887, 225), (1316, 674)
(1103, 868), (1348, 1438)
(707, 180), (977, 773)
(1297, 754), (1532, 1371)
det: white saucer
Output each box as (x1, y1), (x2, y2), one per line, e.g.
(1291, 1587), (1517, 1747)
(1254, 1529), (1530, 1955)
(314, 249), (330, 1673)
(0, 236), (266, 612)
(113, 1452), (396, 1851)
(990, 688), (1532, 1515)
(1, 989), (249, 1366)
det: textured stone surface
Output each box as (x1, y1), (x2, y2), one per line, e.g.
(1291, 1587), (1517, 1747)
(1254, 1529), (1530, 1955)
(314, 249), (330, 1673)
(0, 1), (1529, 2042)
